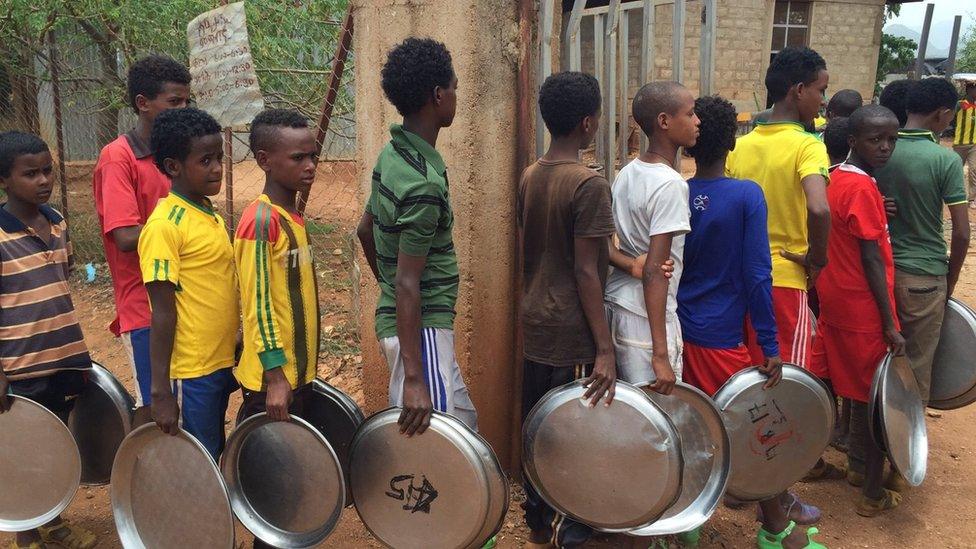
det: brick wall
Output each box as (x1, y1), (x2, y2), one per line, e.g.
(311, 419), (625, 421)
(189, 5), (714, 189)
(809, 0), (885, 101)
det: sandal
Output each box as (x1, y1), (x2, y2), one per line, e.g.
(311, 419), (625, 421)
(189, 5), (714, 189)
(677, 527), (701, 547)
(757, 521), (827, 549)
(884, 470), (911, 493)
(7, 542), (45, 549)
(802, 461), (846, 482)
(756, 492), (821, 526)
(846, 470), (865, 488)
(856, 488), (902, 518)
(37, 521), (97, 549)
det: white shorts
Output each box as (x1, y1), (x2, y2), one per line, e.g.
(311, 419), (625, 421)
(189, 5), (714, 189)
(605, 302), (683, 386)
(379, 327), (478, 431)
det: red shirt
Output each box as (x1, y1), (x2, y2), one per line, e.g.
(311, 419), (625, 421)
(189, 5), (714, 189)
(816, 164), (899, 333)
(93, 132), (171, 335)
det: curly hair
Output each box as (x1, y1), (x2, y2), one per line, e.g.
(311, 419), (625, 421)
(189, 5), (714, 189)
(686, 95), (737, 167)
(127, 55), (191, 114)
(538, 72), (601, 137)
(0, 131), (49, 178)
(906, 77), (958, 115)
(878, 79), (913, 127)
(822, 117), (850, 162)
(249, 108), (310, 152)
(765, 47), (827, 104)
(825, 89), (863, 119)
(381, 38), (454, 116)
(150, 108), (222, 175)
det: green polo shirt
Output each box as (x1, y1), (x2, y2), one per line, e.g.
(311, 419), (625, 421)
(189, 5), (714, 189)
(875, 129), (967, 276)
(366, 124), (458, 339)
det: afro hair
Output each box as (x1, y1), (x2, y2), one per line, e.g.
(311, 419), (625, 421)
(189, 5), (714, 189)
(686, 95), (737, 167)
(150, 107), (222, 176)
(538, 71), (601, 137)
(381, 38), (454, 116)
(879, 79), (913, 127)
(906, 77), (958, 116)
(822, 117), (850, 163)
(0, 131), (49, 178)
(249, 108), (310, 152)
(127, 55), (191, 114)
(765, 47), (827, 104)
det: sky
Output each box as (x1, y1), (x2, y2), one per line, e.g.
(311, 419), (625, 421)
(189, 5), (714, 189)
(887, 0), (974, 32)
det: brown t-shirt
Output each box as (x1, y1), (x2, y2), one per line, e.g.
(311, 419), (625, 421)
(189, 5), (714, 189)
(518, 159), (616, 367)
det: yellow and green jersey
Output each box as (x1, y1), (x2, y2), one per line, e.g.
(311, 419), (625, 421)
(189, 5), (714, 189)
(234, 194), (320, 391)
(954, 100), (976, 146)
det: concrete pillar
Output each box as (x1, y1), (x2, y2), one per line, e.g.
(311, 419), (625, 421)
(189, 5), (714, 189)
(352, 0), (522, 468)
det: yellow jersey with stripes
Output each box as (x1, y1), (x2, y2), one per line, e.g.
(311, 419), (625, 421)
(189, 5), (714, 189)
(954, 99), (976, 146)
(233, 195), (319, 391)
(138, 192), (238, 379)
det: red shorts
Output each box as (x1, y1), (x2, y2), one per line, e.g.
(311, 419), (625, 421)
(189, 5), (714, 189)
(746, 287), (813, 370)
(810, 320), (888, 403)
(682, 341), (753, 397)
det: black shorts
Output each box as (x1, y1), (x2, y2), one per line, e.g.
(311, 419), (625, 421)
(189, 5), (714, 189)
(9, 369), (88, 424)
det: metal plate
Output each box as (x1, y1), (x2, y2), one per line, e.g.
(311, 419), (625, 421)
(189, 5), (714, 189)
(222, 413), (344, 548)
(523, 381), (683, 532)
(308, 379), (364, 506)
(630, 383), (731, 536)
(714, 365), (834, 501)
(0, 396), (81, 531)
(68, 362), (135, 485)
(869, 354), (887, 451)
(111, 424), (235, 549)
(930, 298), (976, 409)
(350, 409), (504, 549)
(877, 353), (928, 486)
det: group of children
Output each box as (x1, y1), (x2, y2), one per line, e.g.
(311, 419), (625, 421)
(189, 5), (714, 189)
(0, 34), (970, 549)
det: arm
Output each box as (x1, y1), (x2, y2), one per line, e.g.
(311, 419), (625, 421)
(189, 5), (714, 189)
(146, 281), (180, 434)
(357, 211), (380, 281)
(801, 174), (831, 283)
(575, 237), (616, 406)
(947, 202), (971, 299)
(859, 239), (906, 355)
(742, 194), (782, 387)
(643, 233), (677, 395)
(111, 225), (143, 253)
(608, 241), (663, 280)
(395, 252), (433, 436)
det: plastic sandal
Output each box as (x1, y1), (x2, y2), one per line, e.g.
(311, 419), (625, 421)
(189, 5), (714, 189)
(677, 527), (702, 547)
(7, 542), (44, 549)
(884, 470), (911, 493)
(756, 492), (821, 526)
(846, 470), (865, 487)
(801, 461), (846, 482)
(37, 521), (97, 549)
(856, 488), (902, 518)
(757, 521), (828, 549)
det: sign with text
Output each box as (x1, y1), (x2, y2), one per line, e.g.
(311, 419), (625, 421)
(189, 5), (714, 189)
(187, 2), (264, 128)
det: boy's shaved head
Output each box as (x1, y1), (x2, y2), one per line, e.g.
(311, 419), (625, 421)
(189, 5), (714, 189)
(849, 105), (899, 136)
(826, 89), (863, 118)
(633, 81), (687, 135)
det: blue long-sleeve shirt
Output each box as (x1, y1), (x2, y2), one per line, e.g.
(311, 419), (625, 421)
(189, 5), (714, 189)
(677, 177), (779, 357)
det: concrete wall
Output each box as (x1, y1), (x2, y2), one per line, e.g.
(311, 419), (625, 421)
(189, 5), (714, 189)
(809, 0), (885, 101)
(352, 0), (522, 467)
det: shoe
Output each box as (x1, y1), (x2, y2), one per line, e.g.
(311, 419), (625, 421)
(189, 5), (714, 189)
(37, 521), (97, 549)
(758, 493), (822, 526)
(846, 470), (864, 487)
(802, 461), (846, 482)
(756, 521), (827, 549)
(677, 527), (701, 547)
(856, 488), (901, 517)
(884, 470), (911, 493)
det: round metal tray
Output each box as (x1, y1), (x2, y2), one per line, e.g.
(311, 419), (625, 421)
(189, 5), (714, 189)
(308, 378), (364, 506)
(349, 409), (505, 549)
(523, 380), (683, 532)
(714, 365), (834, 501)
(930, 298), (976, 409)
(0, 396), (81, 531)
(870, 353), (928, 486)
(630, 383), (730, 536)
(111, 424), (235, 549)
(68, 362), (135, 485)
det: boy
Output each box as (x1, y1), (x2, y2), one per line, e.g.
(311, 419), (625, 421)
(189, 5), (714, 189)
(679, 95), (822, 549)
(824, 89), (862, 122)
(823, 117), (851, 168)
(811, 105), (905, 517)
(0, 132), (97, 549)
(357, 38), (477, 437)
(92, 55), (190, 421)
(604, 80), (697, 395)
(875, 78), (970, 408)
(879, 79), (913, 128)
(952, 79), (976, 204)
(235, 109), (320, 429)
(139, 108), (239, 460)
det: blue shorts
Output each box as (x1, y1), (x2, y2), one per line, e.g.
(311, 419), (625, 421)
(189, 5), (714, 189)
(172, 368), (237, 461)
(122, 327), (152, 406)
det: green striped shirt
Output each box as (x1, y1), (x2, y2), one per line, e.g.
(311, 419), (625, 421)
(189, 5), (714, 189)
(367, 124), (458, 339)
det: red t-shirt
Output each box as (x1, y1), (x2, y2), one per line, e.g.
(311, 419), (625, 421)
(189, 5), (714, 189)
(93, 132), (171, 335)
(816, 164), (899, 333)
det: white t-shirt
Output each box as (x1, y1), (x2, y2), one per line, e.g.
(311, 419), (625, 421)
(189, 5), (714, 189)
(605, 159), (691, 318)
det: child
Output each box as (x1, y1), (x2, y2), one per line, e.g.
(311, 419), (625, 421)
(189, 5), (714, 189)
(811, 105), (904, 517)
(824, 89), (862, 122)
(0, 131), (97, 549)
(879, 79), (913, 128)
(823, 117), (851, 168)
(356, 38), (477, 436)
(235, 109), (320, 430)
(138, 108), (239, 460)
(93, 55), (190, 421)
(604, 80), (697, 395)
(678, 95), (823, 549)
(952, 79), (976, 204)
(875, 78), (970, 408)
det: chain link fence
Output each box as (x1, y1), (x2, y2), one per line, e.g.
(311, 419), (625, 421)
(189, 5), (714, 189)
(0, 0), (363, 392)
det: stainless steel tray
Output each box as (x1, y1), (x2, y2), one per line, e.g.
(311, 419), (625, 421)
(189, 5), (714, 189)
(930, 298), (976, 409)
(308, 378), (364, 506)
(871, 353), (928, 486)
(523, 380), (683, 532)
(0, 396), (81, 531)
(68, 362), (135, 485)
(110, 424), (234, 548)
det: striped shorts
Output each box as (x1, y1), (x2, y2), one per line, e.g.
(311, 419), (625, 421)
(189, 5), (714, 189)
(379, 327), (478, 431)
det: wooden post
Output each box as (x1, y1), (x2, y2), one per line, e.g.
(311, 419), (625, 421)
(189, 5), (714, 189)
(617, 12), (629, 166)
(672, 0), (685, 83)
(594, 14), (605, 162)
(945, 15), (963, 79)
(47, 30), (69, 227)
(913, 3), (934, 80)
(602, 0), (621, 180)
(639, 0), (654, 154)
(536, 0), (554, 157)
(700, 0), (717, 96)
(219, 0), (234, 233)
(566, 0), (586, 71)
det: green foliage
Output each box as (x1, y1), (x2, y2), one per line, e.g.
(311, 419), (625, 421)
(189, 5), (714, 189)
(885, 4), (901, 23)
(876, 33), (917, 95)
(959, 19), (976, 73)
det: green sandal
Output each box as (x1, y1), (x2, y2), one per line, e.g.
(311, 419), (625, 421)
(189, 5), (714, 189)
(677, 527), (701, 547)
(757, 521), (827, 549)
(37, 521), (97, 549)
